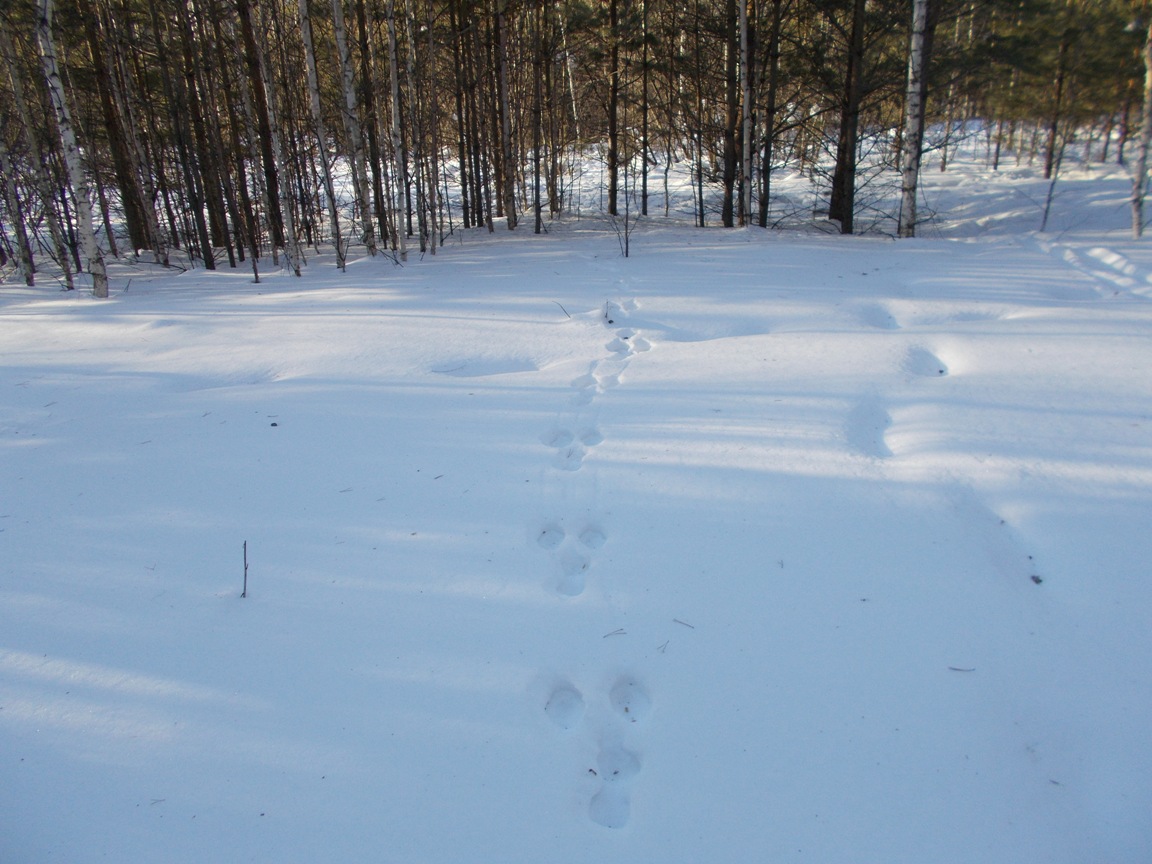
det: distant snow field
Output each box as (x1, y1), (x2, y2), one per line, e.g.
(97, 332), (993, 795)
(2, 151), (1151, 862)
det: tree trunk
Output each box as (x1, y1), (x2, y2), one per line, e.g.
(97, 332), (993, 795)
(385, 0), (409, 258)
(84, 0), (153, 257)
(403, 6), (428, 253)
(152, 0), (213, 268)
(607, 0), (620, 216)
(237, 0), (285, 249)
(424, 0), (442, 251)
(449, 0), (472, 228)
(1132, 19), (1152, 238)
(0, 133), (33, 285)
(898, 0), (931, 238)
(721, 0), (738, 227)
(640, 0), (649, 216)
(333, 0), (376, 254)
(532, 0), (544, 233)
(496, 0), (517, 228)
(299, 0), (346, 268)
(757, 0), (782, 227)
(178, 0), (234, 266)
(828, 0), (866, 234)
(1, 23), (74, 287)
(739, 0), (753, 226)
(36, 0), (108, 297)
(355, 0), (388, 244)
(257, 1), (302, 274)
(1043, 25), (1071, 180)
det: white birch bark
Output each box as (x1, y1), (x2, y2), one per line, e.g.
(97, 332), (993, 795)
(331, 0), (376, 255)
(1132, 19), (1152, 239)
(3, 27), (70, 288)
(898, 0), (930, 238)
(298, 0), (345, 269)
(35, 0), (108, 297)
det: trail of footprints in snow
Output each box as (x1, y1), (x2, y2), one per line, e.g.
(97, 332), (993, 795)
(544, 675), (652, 829)
(536, 299), (650, 596)
(847, 311), (1049, 588)
(536, 299), (654, 828)
(570, 303), (651, 408)
(845, 343), (950, 461)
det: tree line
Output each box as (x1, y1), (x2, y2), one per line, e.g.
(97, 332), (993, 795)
(0, 0), (1146, 295)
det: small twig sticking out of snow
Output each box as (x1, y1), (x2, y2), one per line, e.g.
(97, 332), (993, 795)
(673, 618), (695, 629)
(552, 301), (570, 318)
(241, 541), (248, 598)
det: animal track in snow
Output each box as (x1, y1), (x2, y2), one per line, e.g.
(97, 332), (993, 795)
(595, 741), (642, 781)
(603, 298), (638, 325)
(544, 429), (575, 448)
(588, 741), (643, 829)
(536, 524), (566, 549)
(846, 398), (893, 459)
(606, 329), (653, 356)
(546, 427), (603, 471)
(946, 486), (1046, 585)
(588, 782), (632, 829)
(544, 682), (585, 730)
(903, 346), (949, 377)
(857, 303), (902, 330)
(578, 526), (607, 550)
(557, 549), (591, 596)
(587, 677), (651, 828)
(535, 520), (607, 596)
(570, 361), (625, 404)
(543, 673), (652, 829)
(608, 676), (652, 723)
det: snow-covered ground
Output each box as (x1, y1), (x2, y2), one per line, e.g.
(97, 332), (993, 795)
(2, 152), (1151, 862)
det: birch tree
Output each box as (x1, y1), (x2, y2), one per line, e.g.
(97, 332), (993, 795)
(0, 22), (73, 288)
(35, 0), (108, 297)
(1132, 14), (1152, 237)
(898, 0), (932, 238)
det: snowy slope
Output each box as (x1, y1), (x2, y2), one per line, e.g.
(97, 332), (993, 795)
(1, 156), (1150, 863)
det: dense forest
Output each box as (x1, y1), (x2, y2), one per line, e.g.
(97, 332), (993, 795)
(0, 0), (1147, 295)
